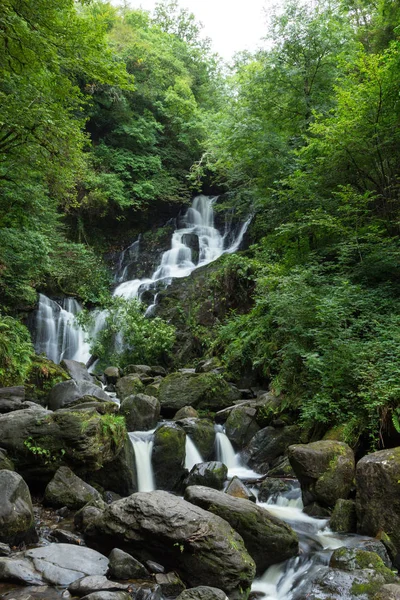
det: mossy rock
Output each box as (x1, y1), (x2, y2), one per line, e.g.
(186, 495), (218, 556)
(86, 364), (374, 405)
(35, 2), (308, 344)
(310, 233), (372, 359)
(152, 422), (186, 491)
(116, 376), (145, 401)
(24, 355), (70, 405)
(330, 499), (357, 533)
(177, 417), (215, 459)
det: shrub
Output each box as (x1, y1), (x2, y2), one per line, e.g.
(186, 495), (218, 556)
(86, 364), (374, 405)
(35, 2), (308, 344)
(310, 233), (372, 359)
(0, 314), (34, 386)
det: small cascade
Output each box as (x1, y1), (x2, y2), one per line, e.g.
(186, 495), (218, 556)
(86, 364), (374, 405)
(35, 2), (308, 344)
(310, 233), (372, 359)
(114, 237), (140, 283)
(129, 430), (156, 492)
(215, 425), (260, 480)
(113, 195), (251, 304)
(185, 436), (204, 471)
(33, 294), (90, 364)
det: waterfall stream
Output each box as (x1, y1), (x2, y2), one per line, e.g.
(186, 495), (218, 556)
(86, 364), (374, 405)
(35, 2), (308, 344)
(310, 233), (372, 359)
(215, 425), (259, 480)
(129, 430), (156, 492)
(185, 436), (204, 471)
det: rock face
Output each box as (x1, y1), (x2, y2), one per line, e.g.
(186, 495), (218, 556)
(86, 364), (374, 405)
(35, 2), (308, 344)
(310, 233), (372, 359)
(246, 426), (302, 474)
(185, 462), (227, 490)
(158, 372), (240, 416)
(152, 423), (186, 491)
(0, 544), (108, 586)
(356, 448), (400, 552)
(120, 394), (160, 431)
(116, 376), (145, 401)
(48, 380), (110, 411)
(0, 470), (37, 545)
(288, 440), (355, 508)
(177, 418), (215, 459)
(0, 407), (129, 491)
(0, 449), (14, 471)
(79, 490), (256, 600)
(225, 407), (260, 449)
(329, 499), (357, 534)
(184, 485), (298, 574)
(44, 467), (102, 509)
(60, 359), (93, 383)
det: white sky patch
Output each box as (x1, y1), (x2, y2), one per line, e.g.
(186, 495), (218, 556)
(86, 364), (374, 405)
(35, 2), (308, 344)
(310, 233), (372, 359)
(117, 0), (273, 59)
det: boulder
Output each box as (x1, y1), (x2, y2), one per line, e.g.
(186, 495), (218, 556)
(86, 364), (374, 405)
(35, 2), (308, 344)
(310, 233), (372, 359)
(195, 358), (223, 374)
(267, 456), (296, 478)
(0, 407), (129, 491)
(375, 584), (400, 600)
(246, 426), (302, 473)
(177, 418), (215, 459)
(0, 449), (14, 471)
(152, 423), (186, 491)
(60, 359), (93, 383)
(225, 407), (260, 449)
(89, 434), (137, 497)
(257, 478), (294, 503)
(176, 588), (227, 600)
(329, 499), (357, 534)
(155, 572), (186, 598)
(116, 376), (145, 401)
(184, 485), (298, 574)
(120, 394), (160, 431)
(24, 356), (71, 405)
(108, 548), (149, 580)
(44, 467), (102, 509)
(225, 476), (256, 502)
(48, 380), (110, 411)
(158, 372), (240, 417)
(185, 462), (227, 490)
(174, 406), (199, 420)
(124, 365), (152, 376)
(69, 575), (130, 596)
(104, 368), (121, 385)
(288, 440), (355, 508)
(81, 593), (132, 600)
(79, 490), (256, 600)
(145, 382), (161, 398)
(0, 470), (37, 546)
(49, 529), (86, 546)
(356, 448), (400, 553)
(0, 544), (108, 586)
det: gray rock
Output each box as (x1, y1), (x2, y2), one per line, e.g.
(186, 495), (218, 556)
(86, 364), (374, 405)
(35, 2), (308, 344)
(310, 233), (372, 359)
(104, 367), (121, 385)
(195, 358), (222, 374)
(108, 548), (149, 580)
(177, 418), (215, 460)
(356, 448), (400, 553)
(0, 543), (11, 556)
(89, 434), (137, 497)
(69, 575), (130, 596)
(185, 462), (227, 491)
(0, 544), (108, 586)
(246, 426), (302, 473)
(330, 499), (357, 533)
(124, 365), (152, 376)
(176, 588), (227, 600)
(257, 478), (294, 503)
(120, 394), (160, 431)
(79, 490), (256, 600)
(152, 423), (186, 491)
(0, 470), (37, 546)
(81, 593), (132, 600)
(225, 476), (256, 502)
(375, 584), (400, 600)
(173, 406), (199, 420)
(146, 561), (165, 574)
(45, 467), (102, 509)
(48, 380), (110, 411)
(116, 376), (145, 401)
(155, 572), (186, 598)
(288, 440), (355, 508)
(0, 448), (14, 471)
(49, 528), (86, 546)
(225, 406), (260, 449)
(61, 360), (93, 383)
(184, 485), (298, 574)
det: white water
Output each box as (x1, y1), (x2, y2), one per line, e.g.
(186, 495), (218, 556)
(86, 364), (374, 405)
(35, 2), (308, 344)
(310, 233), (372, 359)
(215, 426), (260, 480)
(113, 195), (251, 304)
(34, 294), (91, 364)
(129, 430), (156, 492)
(185, 436), (204, 471)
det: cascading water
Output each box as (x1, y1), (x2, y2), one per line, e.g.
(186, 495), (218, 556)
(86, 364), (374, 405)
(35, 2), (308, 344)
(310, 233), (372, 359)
(33, 294), (91, 364)
(185, 436), (204, 471)
(129, 430), (156, 492)
(215, 425), (259, 480)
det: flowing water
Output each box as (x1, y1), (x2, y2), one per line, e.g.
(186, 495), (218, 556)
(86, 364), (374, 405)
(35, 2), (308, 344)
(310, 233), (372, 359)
(185, 436), (204, 471)
(129, 430), (156, 492)
(215, 425), (260, 480)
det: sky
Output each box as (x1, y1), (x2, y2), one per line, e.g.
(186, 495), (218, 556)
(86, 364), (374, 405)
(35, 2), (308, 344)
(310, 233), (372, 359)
(124, 0), (271, 59)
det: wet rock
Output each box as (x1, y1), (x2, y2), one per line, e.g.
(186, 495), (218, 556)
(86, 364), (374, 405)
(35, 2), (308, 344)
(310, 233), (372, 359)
(48, 380), (110, 411)
(158, 372), (240, 417)
(299, 566), (395, 600)
(0, 470), (37, 546)
(45, 467), (102, 510)
(81, 593), (132, 600)
(120, 394), (160, 431)
(356, 448), (400, 553)
(146, 561), (165, 574)
(225, 476), (256, 502)
(177, 418), (215, 459)
(173, 406), (199, 420)
(330, 499), (357, 533)
(267, 456), (296, 478)
(176, 587), (228, 600)
(302, 502), (331, 518)
(359, 541), (392, 569)
(185, 462), (227, 490)
(152, 423), (186, 491)
(124, 365), (152, 377)
(257, 478), (294, 503)
(246, 426), (302, 474)
(90, 434), (137, 497)
(149, 366), (167, 378)
(108, 548), (149, 580)
(0, 543), (11, 557)
(0, 449), (14, 471)
(288, 440), (355, 508)
(330, 547), (395, 579)
(0, 544), (108, 586)
(104, 368), (121, 385)
(375, 584), (400, 600)
(116, 376), (145, 401)
(184, 485), (298, 574)
(79, 490), (256, 600)
(49, 529), (86, 546)
(60, 360), (93, 383)
(225, 407), (260, 449)
(68, 575), (129, 597)
(104, 492), (122, 505)
(145, 382), (161, 398)
(155, 572), (186, 598)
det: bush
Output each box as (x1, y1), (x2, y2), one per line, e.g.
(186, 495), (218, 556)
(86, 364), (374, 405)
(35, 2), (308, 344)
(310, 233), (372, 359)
(0, 315), (34, 386)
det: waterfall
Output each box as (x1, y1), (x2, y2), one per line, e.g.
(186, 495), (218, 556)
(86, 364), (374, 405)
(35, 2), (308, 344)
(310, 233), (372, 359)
(185, 436), (204, 471)
(114, 236), (140, 283)
(129, 431), (156, 492)
(113, 195), (251, 303)
(33, 294), (91, 364)
(215, 429), (240, 469)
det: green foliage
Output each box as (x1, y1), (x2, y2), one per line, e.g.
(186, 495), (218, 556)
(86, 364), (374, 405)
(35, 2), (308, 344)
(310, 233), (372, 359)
(80, 297), (176, 370)
(0, 315), (33, 386)
(24, 436), (65, 465)
(100, 414), (126, 450)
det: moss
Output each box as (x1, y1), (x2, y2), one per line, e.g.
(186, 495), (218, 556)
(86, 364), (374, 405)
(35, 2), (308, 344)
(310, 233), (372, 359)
(24, 355), (70, 404)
